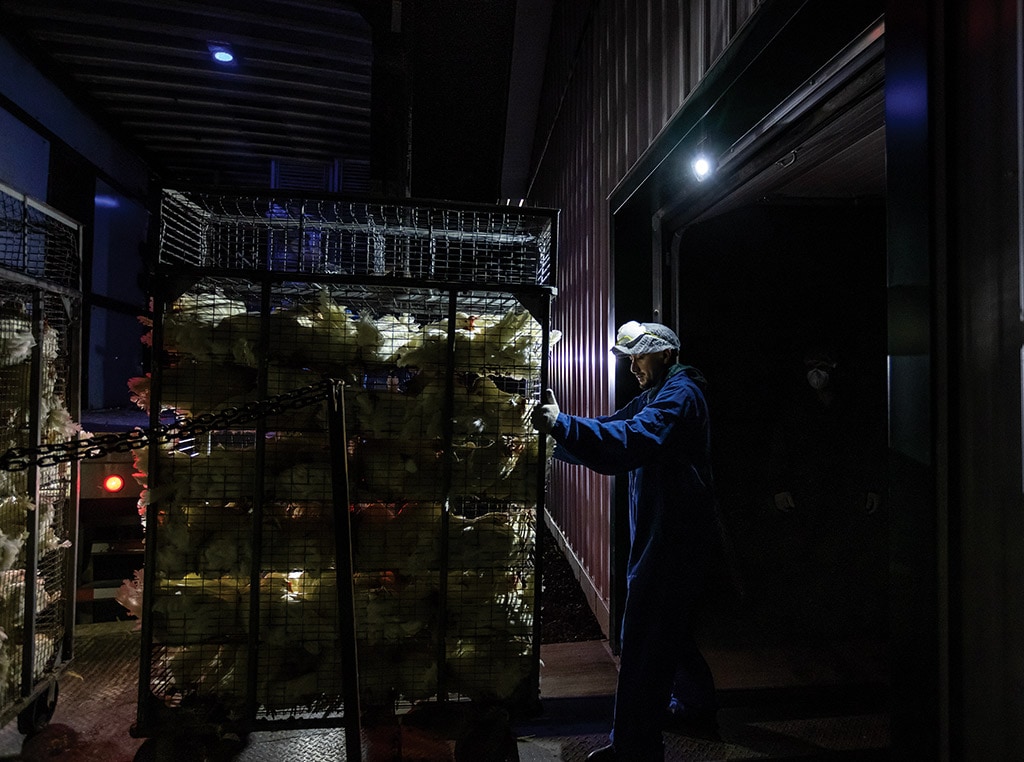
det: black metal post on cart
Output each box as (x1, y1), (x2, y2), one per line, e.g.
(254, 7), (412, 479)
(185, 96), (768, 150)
(434, 288), (460, 704)
(21, 289), (44, 698)
(327, 380), (362, 759)
(243, 278), (274, 725)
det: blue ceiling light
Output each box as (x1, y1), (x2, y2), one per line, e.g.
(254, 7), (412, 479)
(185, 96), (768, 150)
(207, 41), (236, 65)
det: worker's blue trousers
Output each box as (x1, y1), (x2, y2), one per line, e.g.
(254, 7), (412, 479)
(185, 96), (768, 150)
(609, 572), (716, 759)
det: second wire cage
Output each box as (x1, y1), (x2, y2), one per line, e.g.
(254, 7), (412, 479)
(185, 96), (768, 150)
(132, 190), (558, 743)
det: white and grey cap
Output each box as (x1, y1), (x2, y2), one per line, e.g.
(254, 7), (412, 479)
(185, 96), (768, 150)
(611, 320), (680, 357)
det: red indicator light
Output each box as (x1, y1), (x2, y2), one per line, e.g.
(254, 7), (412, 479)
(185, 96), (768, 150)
(103, 475), (125, 493)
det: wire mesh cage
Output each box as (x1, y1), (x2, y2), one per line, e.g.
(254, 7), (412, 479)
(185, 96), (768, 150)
(133, 191), (557, 748)
(158, 189), (555, 288)
(0, 182), (81, 292)
(0, 182), (82, 732)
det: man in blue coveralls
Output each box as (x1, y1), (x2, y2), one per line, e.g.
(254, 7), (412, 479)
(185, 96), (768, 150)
(532, 320), (719, 761)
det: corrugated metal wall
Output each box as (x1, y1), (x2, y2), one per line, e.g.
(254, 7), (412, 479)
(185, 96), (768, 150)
(527, 0), (759, 631)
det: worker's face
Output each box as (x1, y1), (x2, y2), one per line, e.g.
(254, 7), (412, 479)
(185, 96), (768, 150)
(629, 350), (672, 389)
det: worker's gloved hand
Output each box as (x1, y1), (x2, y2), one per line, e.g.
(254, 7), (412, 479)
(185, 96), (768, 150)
(773, 491), (795, 513)
(532, 389), (560, 433)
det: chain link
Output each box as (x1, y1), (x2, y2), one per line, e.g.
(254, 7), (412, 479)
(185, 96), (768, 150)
(0, 380), (335, 472)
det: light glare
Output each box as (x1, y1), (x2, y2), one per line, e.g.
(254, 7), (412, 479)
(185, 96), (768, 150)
(103, 474), (125, 493)
(692, 155), (713, 181)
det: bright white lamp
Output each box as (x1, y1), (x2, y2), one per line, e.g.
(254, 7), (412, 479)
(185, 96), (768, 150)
(692, 154), (714, 182)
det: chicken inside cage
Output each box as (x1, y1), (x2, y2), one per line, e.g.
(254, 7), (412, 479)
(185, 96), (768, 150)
(129, 282), (555, 717)
(0, 294), (77, 711)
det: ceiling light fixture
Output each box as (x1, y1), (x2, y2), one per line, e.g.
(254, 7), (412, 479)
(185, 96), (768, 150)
(691, 153), (715, 182)
(207, 41), (236, 65)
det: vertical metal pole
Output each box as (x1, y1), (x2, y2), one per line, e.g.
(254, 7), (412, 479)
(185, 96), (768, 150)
(435, 289), (459, 702)
(62, 293), (82, 666)
(328, 381), (362, 759)
(530, 288), (553, 713)
(21, 289), (43, 696)
(62, 215), (84, 668)
(244, 278), (273, 724)
(135, 284), (166, 734)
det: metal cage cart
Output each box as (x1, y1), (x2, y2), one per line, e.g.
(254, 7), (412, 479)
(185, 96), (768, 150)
(131, 189), (558, 756)
(0, 181), (82, 735)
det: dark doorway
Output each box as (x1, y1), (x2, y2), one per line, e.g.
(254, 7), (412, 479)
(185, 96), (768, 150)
(676, 200), (889, 655)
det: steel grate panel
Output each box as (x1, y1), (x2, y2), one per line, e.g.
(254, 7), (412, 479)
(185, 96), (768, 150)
(158, 190), (555, 287)
(34, 290), (78, 685)
(0, 293), (77, 696)
(141, 275), (550, 713)
(0, 284), (35, 462)
(0, 191), (82, 726)
(0, 184), (80, 291)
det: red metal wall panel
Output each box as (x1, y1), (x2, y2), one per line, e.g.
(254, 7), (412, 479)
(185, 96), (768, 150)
(528, 0), (755, 633)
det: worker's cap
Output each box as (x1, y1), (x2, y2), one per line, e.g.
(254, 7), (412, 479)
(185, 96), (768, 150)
(611, 321), (680, 357)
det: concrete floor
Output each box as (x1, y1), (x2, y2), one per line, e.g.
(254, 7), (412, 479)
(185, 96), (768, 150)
(0, 622), (889, 761)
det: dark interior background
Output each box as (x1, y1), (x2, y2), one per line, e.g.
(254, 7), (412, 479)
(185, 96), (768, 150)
(676, 200), (889, 646)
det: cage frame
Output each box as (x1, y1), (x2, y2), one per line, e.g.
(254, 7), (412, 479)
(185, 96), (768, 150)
(131, 188), (557, 750)
(0, 180), (83, 734)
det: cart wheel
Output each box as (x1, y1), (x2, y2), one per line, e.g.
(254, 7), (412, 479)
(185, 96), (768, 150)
(16, 680), (59, 736)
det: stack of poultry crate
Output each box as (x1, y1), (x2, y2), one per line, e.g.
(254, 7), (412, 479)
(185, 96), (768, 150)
(0, 180), (81, 733)
(132, 189), (558, 741)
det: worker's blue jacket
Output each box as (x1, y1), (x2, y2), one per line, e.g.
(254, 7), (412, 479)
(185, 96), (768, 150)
(547, 363), (717, 591)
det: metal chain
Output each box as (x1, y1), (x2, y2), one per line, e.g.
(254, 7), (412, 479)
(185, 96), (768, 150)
(0, 380), (335, 472)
